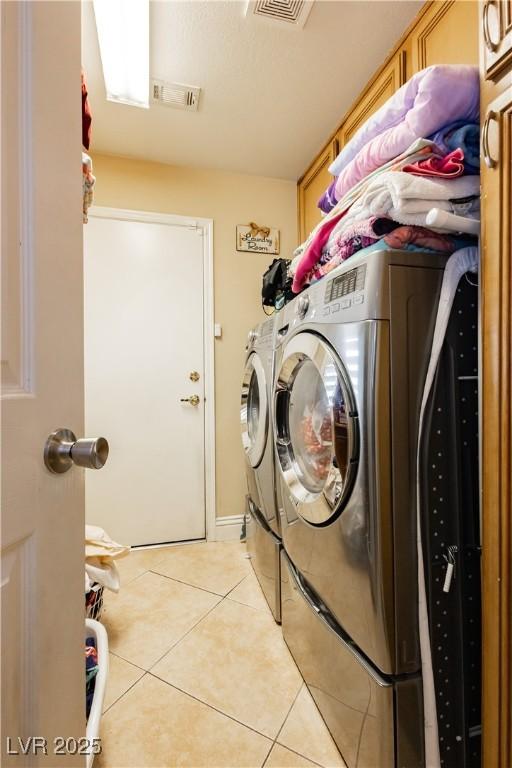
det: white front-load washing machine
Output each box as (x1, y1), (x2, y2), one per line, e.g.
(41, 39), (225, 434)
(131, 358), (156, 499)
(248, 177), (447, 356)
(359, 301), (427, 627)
(241, 316), (281, 622)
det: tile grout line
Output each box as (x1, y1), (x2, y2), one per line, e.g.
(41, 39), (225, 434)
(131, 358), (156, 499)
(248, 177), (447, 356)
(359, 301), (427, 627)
(272, 681), (303, 746)
(147, 567), (228, 598)
(223, 572), (250, 599)
(105, 566), (255, 676)
(146, 672), (277, 746)
(260, 739), (275, 768)
(272, 645), (345, 767)
(107, 649), (148, 673)
(100, 561), (227, 718)
(102, 670), (325, 768)
(102, 660), (324, 767)
(225, 593), (270, 615)
(102, 567), (224, 697)
(103, 547), (329, 768)
(116, 570), (148, 589)
(222, 573), (275, 615)
(270, 682), (330, 768)
(146, 593), (224, 672)
(121, 554), (251, 599)
(101, 671), (149, 716)
(271, 743), (326, 768)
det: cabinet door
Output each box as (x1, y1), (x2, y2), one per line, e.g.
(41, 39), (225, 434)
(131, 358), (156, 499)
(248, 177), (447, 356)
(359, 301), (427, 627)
(409, 0), (479, 72)
(339, 51), (406, 148)
(480, 81), (512, 768)
(481, 0), (512, 79)
(297, 140), (337, 243)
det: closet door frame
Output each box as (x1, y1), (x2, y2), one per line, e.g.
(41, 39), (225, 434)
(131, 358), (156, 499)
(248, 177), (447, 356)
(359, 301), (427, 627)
(480, 74), (512, 768)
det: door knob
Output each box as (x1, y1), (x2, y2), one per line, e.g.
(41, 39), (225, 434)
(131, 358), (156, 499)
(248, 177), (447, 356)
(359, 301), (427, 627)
(44, 429), (109, 474)
(180, 395), (200, 407)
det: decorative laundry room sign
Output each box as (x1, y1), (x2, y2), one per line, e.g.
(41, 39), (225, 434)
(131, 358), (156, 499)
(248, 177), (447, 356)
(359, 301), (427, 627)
(236, 223), (280, 255)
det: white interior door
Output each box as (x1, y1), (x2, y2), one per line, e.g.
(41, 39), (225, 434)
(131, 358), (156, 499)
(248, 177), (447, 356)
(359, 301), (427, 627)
(84, 212), (206, 546)
(1, 2), (85, 764)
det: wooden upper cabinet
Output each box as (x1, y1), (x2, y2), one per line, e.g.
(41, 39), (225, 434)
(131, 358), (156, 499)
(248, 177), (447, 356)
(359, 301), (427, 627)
(297, 139), (337, 243)
(409, 0), (479, 72)
(297, 51), (405, 244)
(338, 51), (406, 148)
(297, 0), (482, 240)
(481, 0), (512, 79)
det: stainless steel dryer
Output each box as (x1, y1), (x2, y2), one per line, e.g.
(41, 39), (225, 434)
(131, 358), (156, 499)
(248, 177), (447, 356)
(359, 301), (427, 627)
(241, 316), (281, 621)
(273, 248), (448, 767)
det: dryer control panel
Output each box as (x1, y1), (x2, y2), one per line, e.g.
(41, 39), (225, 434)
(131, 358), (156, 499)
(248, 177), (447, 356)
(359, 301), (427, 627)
(324, 264), (366, 304)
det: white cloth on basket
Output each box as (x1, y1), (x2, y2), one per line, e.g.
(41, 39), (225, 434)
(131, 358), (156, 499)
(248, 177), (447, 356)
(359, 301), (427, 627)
(85, 558), (121, 593)
(85, 524), (130, 593)
(85, 524), (130, 560)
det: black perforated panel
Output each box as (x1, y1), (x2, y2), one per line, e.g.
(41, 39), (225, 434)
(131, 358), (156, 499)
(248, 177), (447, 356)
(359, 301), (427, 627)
(420, 274), (481, 768)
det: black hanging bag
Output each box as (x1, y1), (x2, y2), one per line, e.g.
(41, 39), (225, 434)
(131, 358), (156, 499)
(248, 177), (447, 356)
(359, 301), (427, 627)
(261, 258), (290, 308)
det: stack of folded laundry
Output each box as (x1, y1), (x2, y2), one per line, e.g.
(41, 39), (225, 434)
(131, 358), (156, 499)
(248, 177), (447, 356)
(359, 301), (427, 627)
(290, 65), (480, 294)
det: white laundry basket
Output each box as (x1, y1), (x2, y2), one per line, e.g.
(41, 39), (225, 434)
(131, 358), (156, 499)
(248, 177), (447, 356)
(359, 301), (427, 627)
(85, 618), (109, 768)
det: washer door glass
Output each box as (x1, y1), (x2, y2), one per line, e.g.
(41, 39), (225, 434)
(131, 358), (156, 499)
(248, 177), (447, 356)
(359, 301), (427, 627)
(247, 369), (260, 444)
(241, 352), (268, 468)
(275, 332), (358, 524)
(289, 359), (333, 494)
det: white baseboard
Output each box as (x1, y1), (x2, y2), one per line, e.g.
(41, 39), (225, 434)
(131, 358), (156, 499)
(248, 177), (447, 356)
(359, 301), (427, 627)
(213, 514), (245, 542)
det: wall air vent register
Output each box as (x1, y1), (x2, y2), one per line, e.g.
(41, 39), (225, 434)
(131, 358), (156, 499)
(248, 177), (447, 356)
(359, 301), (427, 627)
(152, 80), (201, 111)
(245, 0), (314, 28)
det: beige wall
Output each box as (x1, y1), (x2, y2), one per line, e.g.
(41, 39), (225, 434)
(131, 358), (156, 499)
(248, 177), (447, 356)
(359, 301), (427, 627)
(90, 153), (297, 520)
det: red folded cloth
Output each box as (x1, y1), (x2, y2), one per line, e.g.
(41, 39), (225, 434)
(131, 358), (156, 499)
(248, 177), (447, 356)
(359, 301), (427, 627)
(402, 148), (464, 179)
(82, 68), (92, 150)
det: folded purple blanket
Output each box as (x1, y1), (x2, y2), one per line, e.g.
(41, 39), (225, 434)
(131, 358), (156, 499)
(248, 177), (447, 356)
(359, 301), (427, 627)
(320, 65), (479, 211)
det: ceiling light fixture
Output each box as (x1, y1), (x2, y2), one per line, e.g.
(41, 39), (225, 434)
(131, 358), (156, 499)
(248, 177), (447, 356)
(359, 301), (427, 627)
(92, 0), (149, 108)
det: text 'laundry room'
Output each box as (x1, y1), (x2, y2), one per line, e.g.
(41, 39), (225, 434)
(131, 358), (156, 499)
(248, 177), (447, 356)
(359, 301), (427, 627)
(1, 2), (511, 768)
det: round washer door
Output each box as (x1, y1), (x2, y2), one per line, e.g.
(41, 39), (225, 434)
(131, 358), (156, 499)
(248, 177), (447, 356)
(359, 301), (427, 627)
(274, 331), (358, 525)
(241, 352), (269, 468)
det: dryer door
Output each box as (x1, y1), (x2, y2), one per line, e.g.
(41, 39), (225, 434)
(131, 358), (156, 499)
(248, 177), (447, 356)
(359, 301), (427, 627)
(241, 351), (269, 468)
(274, 331), (359, 525)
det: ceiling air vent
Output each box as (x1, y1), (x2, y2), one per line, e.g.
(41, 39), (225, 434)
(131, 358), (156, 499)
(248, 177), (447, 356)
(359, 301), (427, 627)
(151, 80), (201, 111)
(245, 0), (314, 28)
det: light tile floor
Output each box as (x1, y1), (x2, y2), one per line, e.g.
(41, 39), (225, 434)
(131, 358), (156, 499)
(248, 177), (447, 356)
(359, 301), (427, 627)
(97, 541), (346, 768)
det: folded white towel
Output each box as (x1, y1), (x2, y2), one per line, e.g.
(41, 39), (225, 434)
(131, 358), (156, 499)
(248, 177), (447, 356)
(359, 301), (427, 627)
(325, 172), (480, 241)
(356, 171), (480, 215)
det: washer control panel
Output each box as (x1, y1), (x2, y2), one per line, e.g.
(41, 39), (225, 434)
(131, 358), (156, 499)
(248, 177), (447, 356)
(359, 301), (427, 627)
(324, 264), (366, 305)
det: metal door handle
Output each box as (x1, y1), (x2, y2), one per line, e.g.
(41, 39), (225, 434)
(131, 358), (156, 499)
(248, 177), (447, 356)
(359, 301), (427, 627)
(44, 429), (109, 474)
(180, 395), (200, 406)
(482, 110), (498, 169)
(483, 0), (499, 53)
